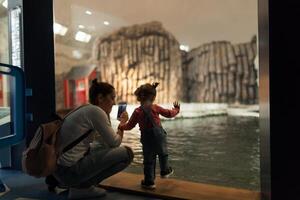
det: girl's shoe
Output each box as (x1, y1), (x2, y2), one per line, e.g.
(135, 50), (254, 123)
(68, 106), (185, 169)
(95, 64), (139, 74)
(160, 167), (174, 178)
(141, 180), (156, 190)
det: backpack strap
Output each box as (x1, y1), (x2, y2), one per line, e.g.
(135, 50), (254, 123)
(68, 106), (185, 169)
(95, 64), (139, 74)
(57, 104), (92, 154)
(141, 106), (158, 128)
(62, 104), (89, 121)
(62, 129), (93, 154)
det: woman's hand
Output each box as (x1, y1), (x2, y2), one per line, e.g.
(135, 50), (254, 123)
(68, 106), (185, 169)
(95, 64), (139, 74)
(117, 128), (124, 140)
(119, 111), (128, 125)
(173, 101), (180, 109)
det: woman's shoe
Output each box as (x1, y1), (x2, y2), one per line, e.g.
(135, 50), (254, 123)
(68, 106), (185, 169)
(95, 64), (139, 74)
(0, 182), (10, 197)
(68, 186), (106, 199)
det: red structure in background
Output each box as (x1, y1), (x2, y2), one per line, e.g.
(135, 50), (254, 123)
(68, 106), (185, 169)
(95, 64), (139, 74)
(64, 65), (96, 108)
(0, 75), (3, 106)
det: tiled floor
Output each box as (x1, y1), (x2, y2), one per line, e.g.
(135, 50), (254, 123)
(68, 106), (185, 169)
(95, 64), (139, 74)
(0, 169), (161, 200)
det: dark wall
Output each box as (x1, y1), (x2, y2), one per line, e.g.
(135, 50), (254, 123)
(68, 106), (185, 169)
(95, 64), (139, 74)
(11, 0), (55, 169)
(22, 0), (55, 144)
(269, 1), (300, 199)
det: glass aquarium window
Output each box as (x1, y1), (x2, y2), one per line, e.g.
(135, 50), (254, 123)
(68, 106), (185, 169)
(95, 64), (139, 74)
(53, 0), (259, 191)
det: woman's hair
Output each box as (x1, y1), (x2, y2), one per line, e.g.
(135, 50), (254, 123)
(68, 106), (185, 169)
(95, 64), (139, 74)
(134, 82), (159, 102)
(89, 79), (115, 105)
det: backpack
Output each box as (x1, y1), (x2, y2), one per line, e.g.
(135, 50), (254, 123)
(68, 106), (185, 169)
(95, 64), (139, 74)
(22, 105), (92, 178)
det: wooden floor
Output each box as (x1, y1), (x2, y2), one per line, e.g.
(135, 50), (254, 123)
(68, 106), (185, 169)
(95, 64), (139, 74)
(99, 172), (260, 200)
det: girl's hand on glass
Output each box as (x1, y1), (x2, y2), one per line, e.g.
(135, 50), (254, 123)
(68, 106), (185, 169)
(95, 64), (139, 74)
(119, 111), (128, 124)
(173, 101), (180, 109)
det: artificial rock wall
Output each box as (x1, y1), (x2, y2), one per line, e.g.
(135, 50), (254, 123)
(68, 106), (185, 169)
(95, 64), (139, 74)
(90, 21), (257, 104)
(182, 37), (257, 104)
(90, 21), (182, 103)
(0, 13), (8, 63)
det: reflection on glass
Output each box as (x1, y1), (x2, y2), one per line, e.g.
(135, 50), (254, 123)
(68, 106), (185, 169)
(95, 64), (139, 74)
(9, 6), (22, 67)
(0, 1), (23, 68)
(0, 74), (11, 137)
(0, 2), (9, 64)
(1, 1), (24, 140)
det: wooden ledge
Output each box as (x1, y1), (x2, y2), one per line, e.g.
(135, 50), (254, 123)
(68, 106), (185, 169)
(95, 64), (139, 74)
(99, 172), (260, 200)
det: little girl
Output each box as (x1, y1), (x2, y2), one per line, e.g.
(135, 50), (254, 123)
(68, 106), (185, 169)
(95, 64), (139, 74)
(118, 82), (180, 189)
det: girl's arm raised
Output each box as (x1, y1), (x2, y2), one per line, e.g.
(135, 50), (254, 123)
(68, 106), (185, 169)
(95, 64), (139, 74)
(156, 103), (180, 118)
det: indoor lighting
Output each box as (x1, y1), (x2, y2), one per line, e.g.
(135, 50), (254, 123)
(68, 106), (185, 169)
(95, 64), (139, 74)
(180, 45), (190, 52)
(103, 21), (110, 26)
(2, 0), (7, 8)
(85, 10), (92, 15)
(78, 25), (85, 29)
(75, 31), (91, 43)
(72, 50), (82, 59)
(53, 22), (68, 36)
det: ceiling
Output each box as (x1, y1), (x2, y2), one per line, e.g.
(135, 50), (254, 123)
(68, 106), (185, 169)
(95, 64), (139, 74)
(54, 0), (258, 52)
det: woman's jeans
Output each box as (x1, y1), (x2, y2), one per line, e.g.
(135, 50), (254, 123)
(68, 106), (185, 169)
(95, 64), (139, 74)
(141, 127), (169, 183)
(53, 146), (133, 188)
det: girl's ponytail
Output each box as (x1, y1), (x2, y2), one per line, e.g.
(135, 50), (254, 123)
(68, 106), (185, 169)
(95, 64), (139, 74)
(152, 82), (159, 89)
(92, 78), (98, 85)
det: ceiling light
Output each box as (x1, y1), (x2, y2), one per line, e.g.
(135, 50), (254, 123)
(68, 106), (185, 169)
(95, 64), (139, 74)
(85, 10), (92, 15)
(103, 21), (110, 26)
(53, 22), (68, 36)
(78, 25), (85, 29)
(180, 45), (190, 52)
(2, 0), (7, 8)
(72, 50), (82, 59)
(75, 31), (91, 43)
